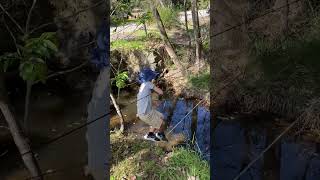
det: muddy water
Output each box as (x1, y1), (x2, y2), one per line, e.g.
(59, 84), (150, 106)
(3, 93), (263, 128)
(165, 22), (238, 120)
(0, 87), (91, 180)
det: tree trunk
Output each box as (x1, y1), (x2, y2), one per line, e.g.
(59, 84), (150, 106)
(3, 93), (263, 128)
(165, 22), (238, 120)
(184, 0), (192, 47)
(23, 81), (33, 135)
(110, 93), (124, 132)
(191, 0), (202, 68)
(117, 88), (120, 100)
(158, 0), (165, 7)
(285, 0), (289, 33)
(143, 22), (148, 36)
(150, 2), (185, 74)
(0, 75), (42, 180)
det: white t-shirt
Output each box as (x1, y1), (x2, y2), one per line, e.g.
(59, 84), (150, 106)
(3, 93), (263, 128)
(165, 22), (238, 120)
(137, 81), (154, 115)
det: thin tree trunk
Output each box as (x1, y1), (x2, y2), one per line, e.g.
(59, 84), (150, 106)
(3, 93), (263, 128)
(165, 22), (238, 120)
(0, 76), (42, 180)
(158, 0), (165, 7)
(184, 0), (192, 48)
(150, 2), (185, 75)
(285, 0), (289, 32)
(143, 22), (148, 36)
(191, 0), (202, 68)
(117, 88), (120, 100)
(24, 81), (33, 134)
(110, 93), (124, 132)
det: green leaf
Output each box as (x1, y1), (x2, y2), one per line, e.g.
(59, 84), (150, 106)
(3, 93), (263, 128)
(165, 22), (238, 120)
(0, 53), (20, 72)
(44, 40), (58, 52)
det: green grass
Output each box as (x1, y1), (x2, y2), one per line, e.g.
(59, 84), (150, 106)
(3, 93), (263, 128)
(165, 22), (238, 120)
(188, 71), (210, 91)
(151, 7), (180, 29)
(111, 39), (145, 51)
(159, 148), (210, 180)
(110, 132), (209, 180)
(111, 30), (161, 51)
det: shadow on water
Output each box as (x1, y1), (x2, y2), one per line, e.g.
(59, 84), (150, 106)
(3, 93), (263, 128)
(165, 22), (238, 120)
(157, 99), (211, 160)
(212, 117), (320, 180)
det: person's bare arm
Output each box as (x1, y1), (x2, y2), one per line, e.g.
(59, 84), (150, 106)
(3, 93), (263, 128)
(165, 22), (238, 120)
(153, 86), (163, 95)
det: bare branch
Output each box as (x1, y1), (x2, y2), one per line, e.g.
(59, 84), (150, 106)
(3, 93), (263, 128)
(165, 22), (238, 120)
(35, 60), (89, 84)
(25, 0), (37, 34)
(2, 16), (19, 52)
(29, 22), (54, 34)
(0, 125), (9, 130)
(0, 2), (24, 33)
(0, 150), (8, 157)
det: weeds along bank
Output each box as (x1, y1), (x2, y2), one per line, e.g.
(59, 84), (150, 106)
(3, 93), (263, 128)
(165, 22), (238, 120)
(110, 132), (209, 180)
(211, 0), (320, 138)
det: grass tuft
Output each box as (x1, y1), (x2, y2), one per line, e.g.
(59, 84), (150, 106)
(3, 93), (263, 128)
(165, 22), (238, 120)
(188, 71), (210, 91)
(110, 132), (209, 180)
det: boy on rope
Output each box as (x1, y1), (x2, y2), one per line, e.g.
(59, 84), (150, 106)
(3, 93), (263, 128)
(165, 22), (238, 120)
(137, 68), (168, 142)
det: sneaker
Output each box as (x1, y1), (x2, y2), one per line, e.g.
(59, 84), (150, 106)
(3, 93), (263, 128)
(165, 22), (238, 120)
(156, 132), (168, 141)
(144, 132), (160, 142)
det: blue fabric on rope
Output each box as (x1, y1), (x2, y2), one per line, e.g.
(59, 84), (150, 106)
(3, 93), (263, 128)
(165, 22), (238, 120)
(137, 67), (159, 84)
(90, 21), (109, 69)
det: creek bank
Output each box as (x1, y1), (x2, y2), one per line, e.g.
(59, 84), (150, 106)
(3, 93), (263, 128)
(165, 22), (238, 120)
(111, 46), (209, 105)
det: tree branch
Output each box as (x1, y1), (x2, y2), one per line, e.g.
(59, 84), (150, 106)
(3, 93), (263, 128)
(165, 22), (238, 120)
(25, 0), (37, 35)
(0, 2), (24, 33)
(3, 16), (19, 52)
(0, 150), (8, 157)
(0, 125), (9, 130)
(35, 60), (89, 84)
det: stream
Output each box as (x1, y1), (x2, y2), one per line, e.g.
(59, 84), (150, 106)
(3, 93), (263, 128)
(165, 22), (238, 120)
(111, 88), (210, 161)
(212, 119), (320, 180)
(0, 77), (93, 180)
(157, 98), (210, 160)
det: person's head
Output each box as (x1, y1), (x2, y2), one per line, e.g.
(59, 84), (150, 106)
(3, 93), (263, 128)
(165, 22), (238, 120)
(138, 68), (159, 83)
